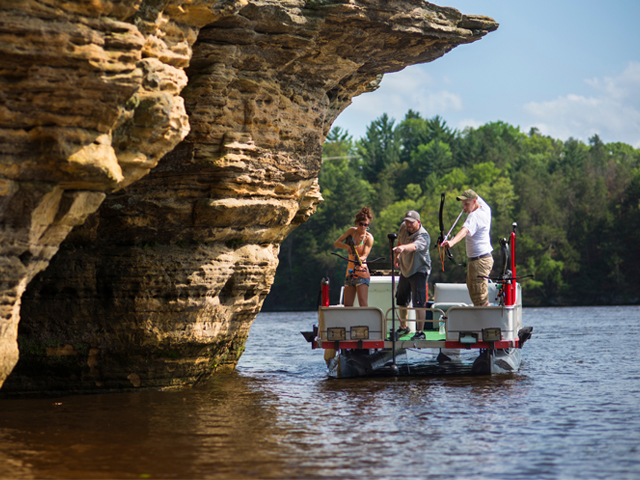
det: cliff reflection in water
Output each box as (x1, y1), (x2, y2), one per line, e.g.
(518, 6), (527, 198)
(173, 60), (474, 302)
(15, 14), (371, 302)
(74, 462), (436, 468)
(0, 374), (285, 479)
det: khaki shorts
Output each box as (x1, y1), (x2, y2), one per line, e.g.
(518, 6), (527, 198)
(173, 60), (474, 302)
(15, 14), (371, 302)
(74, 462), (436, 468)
(467, 255), (494, 306)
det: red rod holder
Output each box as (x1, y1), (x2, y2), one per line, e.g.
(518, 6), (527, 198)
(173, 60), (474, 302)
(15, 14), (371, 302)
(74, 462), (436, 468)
(321, 277), (330, 307)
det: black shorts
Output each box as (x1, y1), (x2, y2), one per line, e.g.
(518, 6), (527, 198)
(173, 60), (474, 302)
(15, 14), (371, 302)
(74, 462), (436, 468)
(396, 271), (429, 308)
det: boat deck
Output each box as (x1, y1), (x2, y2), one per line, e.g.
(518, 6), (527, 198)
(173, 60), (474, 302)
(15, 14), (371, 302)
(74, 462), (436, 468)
(390, 328), (445, 342)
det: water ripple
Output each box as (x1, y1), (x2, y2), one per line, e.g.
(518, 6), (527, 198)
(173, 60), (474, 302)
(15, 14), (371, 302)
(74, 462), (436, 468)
(0, 307), (639, 479)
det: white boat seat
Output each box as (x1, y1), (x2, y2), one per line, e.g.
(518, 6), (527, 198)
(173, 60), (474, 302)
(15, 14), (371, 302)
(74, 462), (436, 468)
(434, 282), (498, 308)
(434, 283), (472, 304)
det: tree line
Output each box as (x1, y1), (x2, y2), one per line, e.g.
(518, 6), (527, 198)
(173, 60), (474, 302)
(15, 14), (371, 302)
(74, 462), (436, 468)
(262, 111), (640, 310)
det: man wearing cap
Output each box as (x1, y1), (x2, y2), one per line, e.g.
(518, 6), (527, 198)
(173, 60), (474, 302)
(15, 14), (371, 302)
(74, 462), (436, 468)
(442, 189), (493, 306)
(392, 210), (431, 340)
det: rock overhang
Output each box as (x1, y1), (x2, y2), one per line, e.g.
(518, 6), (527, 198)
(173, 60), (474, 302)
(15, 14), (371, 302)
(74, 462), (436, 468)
(0, 0), (497, 393)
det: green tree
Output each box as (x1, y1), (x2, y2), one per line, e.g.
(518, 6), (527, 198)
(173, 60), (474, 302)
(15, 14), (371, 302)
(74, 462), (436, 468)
(409, 140), (453, 181)
(457, 121), (525, 171)
(323, 126), (356, 161)
(357, 113), (400, 183)
(397, 110), (427, 164)
(265, 112), (640, 310)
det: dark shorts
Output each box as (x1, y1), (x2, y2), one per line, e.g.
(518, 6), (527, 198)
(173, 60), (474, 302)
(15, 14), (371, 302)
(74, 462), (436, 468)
(344, 276), (370, 288)
(396, 271), (429, 308)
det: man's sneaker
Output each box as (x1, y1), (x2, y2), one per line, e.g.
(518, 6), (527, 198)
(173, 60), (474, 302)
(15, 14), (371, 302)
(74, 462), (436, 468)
(411, 331), (426, 340)
(389, 326), (410, 339)
(396, 327), (411, 337)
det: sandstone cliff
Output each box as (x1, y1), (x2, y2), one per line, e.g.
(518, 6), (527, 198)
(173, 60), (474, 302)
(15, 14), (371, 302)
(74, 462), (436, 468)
(0, 0), (497, 393)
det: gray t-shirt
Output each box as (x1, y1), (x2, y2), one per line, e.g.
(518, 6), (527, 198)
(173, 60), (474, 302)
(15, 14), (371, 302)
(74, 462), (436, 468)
(397, 223), (431, 277)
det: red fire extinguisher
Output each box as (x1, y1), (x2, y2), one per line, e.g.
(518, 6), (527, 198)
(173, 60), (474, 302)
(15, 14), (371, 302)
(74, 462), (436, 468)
(321, 277), (330, 307)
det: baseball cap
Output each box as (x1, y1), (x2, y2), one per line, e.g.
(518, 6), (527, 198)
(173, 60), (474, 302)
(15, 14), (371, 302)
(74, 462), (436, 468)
(456, 189), (478, 201)
(403, 210), (420, 222)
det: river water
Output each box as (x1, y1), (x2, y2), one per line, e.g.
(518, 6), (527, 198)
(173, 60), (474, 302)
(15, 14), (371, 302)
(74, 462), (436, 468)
(1, 306), (640, 479)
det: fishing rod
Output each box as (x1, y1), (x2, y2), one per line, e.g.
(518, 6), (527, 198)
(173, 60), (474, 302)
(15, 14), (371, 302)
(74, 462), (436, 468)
(387, 232), (399, 375)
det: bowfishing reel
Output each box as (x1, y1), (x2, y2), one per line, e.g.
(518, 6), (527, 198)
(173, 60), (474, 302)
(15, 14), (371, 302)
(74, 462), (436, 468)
(484, 225), (533, 306)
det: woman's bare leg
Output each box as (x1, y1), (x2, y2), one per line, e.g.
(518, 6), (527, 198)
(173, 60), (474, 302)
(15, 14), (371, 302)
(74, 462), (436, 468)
(343, 285), (356, 306)
(356, 284), (369, 307)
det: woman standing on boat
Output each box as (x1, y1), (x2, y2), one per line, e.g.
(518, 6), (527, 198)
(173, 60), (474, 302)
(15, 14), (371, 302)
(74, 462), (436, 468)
(334, 207), (374, 307)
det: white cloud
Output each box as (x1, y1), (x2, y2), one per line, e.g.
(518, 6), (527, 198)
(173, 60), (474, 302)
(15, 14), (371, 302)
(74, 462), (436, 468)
(347, 67), (464, 123)
(383, 66), (437, 90)
(455, 118), (484, 131)
(338, 63), (640, 148)
(523, 62), (640, 147)
(585, 62), (640, 104)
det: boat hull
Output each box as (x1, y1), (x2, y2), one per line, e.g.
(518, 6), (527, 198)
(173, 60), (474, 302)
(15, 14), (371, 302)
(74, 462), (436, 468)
(327, 346), (523, 378)
(327, 349), (404, 378)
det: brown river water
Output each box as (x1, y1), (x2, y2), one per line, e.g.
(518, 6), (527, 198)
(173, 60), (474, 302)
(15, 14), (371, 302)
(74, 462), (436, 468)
(1, 306), (639, 479)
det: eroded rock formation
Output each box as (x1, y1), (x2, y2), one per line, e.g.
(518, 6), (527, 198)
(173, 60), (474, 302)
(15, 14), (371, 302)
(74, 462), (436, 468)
(0, 0), (497, 393)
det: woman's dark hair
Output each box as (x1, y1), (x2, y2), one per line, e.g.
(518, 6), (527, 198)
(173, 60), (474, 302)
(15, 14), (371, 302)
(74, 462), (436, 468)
(355, 206), (373, 224)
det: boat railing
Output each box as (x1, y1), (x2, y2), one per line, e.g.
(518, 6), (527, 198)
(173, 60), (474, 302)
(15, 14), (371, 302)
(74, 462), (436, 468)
(383, 306), (447, 330)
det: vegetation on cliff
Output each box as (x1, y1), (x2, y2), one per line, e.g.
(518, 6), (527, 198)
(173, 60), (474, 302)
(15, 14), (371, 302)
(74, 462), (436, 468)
(264, 111), (640, 309)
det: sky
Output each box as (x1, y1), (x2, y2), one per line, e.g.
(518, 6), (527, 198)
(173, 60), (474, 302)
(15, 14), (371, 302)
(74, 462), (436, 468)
(333, 0), (640, 148)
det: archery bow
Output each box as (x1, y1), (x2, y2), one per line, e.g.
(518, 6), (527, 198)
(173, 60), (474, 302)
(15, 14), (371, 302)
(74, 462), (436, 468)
(335, 235), (376, 279)
(437, 192), (465, 270)
(344, 235), (363, 267)
(332, 235), (384, 268)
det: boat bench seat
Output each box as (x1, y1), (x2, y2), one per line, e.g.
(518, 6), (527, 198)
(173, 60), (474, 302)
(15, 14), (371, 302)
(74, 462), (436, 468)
(433, 282), (498, 312)
(432, 284), (471, 319)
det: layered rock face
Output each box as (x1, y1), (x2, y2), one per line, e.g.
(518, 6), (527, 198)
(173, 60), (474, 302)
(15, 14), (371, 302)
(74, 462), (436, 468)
(0, 0), (497, 393)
